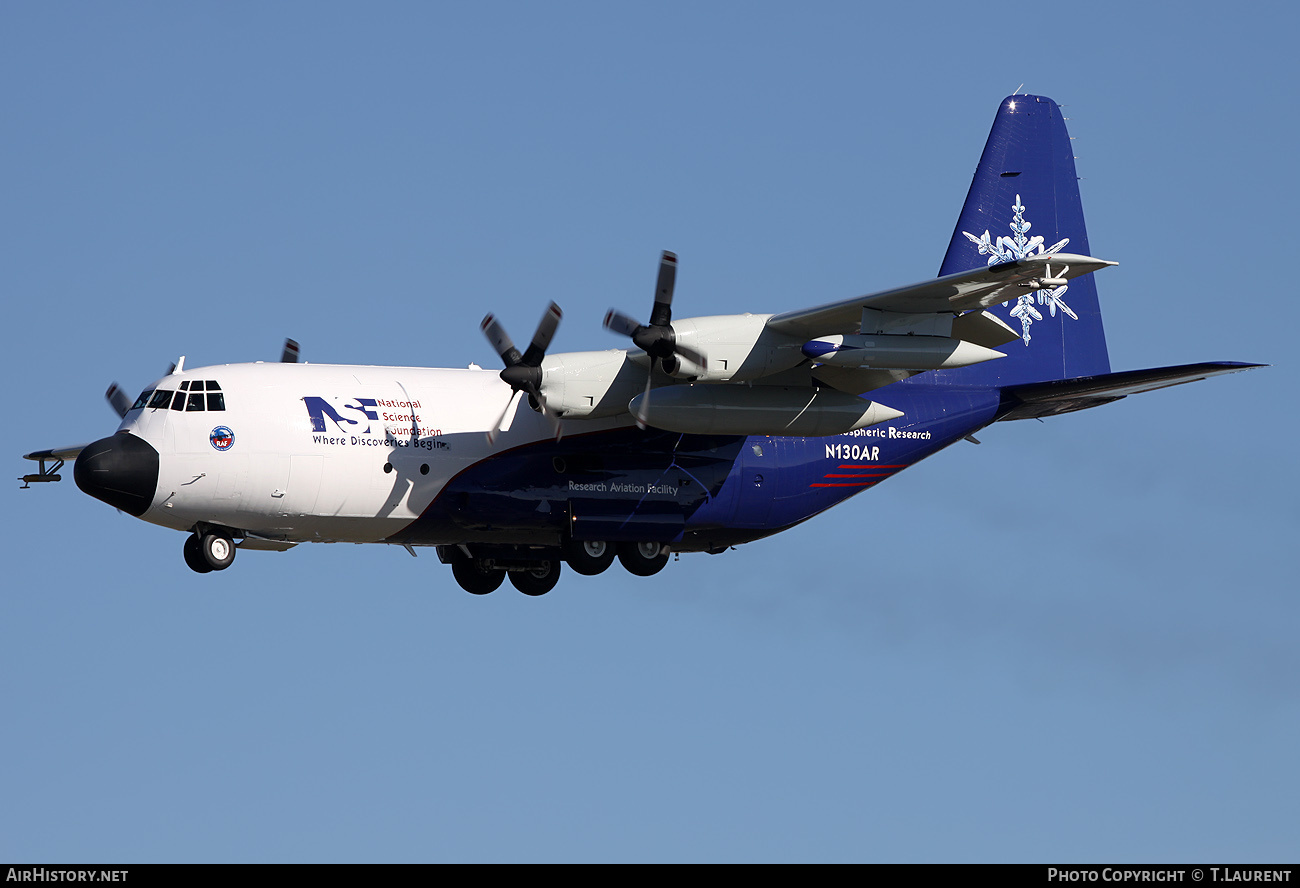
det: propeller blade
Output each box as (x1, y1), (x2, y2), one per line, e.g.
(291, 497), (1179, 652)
(634, 367), (654, 430)
(485, 389), (523, 446)
(281, 338), (301, 363)
(482, 303), (565, 440)
(649, 250), (677, 327)
(508, 382), (563, 442)
(481, 314), (523, 366)
(532, 386), (564, 442)
(674, 342), (708, 371)
(106, 383), (131, 419)
(520, 302), (562, 366)
(604, 309), (642, 339)
(607, 251), (700, 367)
(609, 251), (703, 424)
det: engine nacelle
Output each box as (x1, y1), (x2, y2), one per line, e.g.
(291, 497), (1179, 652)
(630, 384), (903, 437)
(539, 350), (647, 418)
(665, 314), (806, 382)
(801, 334), (1005, 370)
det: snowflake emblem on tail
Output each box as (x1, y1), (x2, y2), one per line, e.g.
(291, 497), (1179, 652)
(962, 195), (1076, 344)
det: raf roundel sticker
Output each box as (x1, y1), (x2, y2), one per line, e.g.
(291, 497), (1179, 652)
(210, 426), (235, 451)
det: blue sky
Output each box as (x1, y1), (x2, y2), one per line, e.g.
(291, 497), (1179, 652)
(3, 1), (1296, 863)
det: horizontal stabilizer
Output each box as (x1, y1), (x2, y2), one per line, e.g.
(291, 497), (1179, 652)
(998, 362), (1264, 420)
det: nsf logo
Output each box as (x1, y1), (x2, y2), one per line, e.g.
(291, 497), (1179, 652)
(210, 426), (235, 451)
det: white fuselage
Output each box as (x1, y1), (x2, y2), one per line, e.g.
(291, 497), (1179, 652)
(119, 361), (626, 544)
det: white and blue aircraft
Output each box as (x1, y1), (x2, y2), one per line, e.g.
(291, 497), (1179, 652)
(22, 95), (1259, 595)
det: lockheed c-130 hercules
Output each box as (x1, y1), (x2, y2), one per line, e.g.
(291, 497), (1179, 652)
(22, 95), (1260, 595)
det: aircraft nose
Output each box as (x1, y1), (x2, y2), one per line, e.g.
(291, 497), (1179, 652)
(74, 433), (160, 517)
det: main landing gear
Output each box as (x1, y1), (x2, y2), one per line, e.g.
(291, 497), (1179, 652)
(443, 546), (561, 596)
(616, 541), (669, 577)
(183, 528), (236, 574)
(449, 550), (504, 595)
(562, 539), (617, 576)
(509, 559), (561, 596)
(440, 540), (671, 595)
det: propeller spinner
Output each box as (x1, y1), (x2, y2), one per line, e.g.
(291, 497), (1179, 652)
(480, 301), (563, 445)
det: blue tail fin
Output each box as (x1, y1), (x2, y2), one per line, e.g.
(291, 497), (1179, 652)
(929, 95), (1110, 388)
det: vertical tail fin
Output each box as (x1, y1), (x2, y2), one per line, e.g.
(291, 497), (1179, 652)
(930, 95), (1110, 387)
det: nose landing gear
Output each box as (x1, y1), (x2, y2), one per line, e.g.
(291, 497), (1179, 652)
(183, 529), (236, 573)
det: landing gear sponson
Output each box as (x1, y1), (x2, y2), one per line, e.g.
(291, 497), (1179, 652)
(436, 540), (669, 595)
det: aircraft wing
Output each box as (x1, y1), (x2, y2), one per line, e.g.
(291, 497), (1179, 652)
(997, 362), (1265, 420)
(766, 252), (1117, 339)
(24, 444), (89, 462)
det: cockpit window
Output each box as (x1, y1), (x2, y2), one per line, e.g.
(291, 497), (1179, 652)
(131, 390), (154, 410)
(145, 381), (225, 412)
